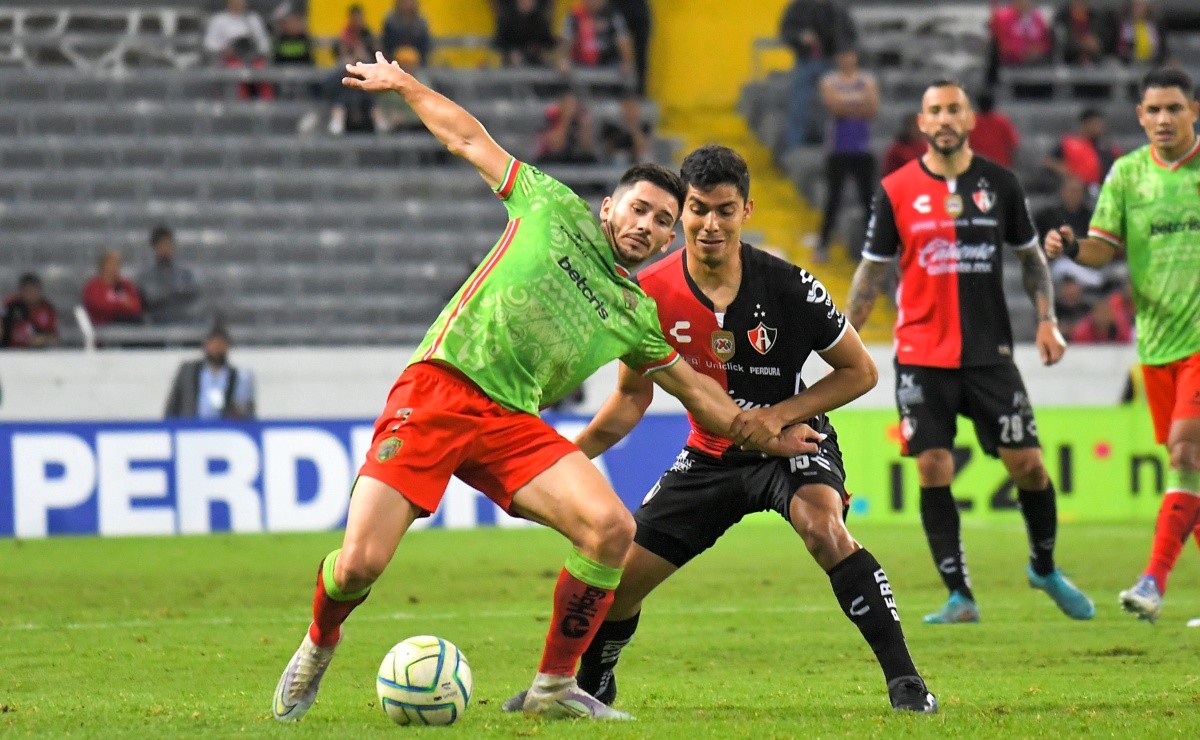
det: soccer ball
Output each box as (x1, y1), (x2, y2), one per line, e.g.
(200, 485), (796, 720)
(376, 635), (473, 726)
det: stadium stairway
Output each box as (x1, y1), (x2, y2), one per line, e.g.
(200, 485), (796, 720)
(659, 108), (895, 344)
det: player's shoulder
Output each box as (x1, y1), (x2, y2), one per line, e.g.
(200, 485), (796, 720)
(1109, 144), (1153, 176)
(633, 248), (684, 291)
(880, 157), (925, 190)
(970, 154), (1020, 183)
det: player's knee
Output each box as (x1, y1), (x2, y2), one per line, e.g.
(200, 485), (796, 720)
(794, 510), (852, 567)
(334, 544), (388, 591)
(583, 507), (635, 563)
(1169, 440), (1200, 473)
(1007, 455), (1048, 489)
(916, 450), (954, 484)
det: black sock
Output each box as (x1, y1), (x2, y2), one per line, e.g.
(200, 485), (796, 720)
(577, 612), (640, 696)
(1018, 483), (1058, 576)
(828, 548), (919, 684)
(919, 485), (974, 601)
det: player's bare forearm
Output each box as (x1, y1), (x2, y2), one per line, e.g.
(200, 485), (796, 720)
(1074, 237), (1118, 267)
(343, 53), (510, 188)
(1017, 245), (1056, 322)
(768, 325), (877, 424)
(574, 372), (652, 458)
(846, 259), (890, 330)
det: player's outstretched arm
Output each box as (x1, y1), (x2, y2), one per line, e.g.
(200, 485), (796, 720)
(651, 359), (822, 457)
(343, 52), (511, 189)
(574, 363), (654, 459)
(1043, 225), (1118, 268)
(846, 259), (890, 331)
(735, 324), (877, 436)
(1016, 242), (1067, 365)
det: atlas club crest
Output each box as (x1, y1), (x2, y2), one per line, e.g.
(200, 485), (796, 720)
(972, 178), (996, 213)
(747, 322), (777, 355)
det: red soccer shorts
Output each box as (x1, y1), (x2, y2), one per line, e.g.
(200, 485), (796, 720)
(357, 361), (579, 513)
(1141, 351), (1200, 444)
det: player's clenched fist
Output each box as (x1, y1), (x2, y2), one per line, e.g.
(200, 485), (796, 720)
(768, 422), (825, 457)
(1043, 225), (1075, 260)
(343, 51), (412, 93)
(730, 406), (786, 448)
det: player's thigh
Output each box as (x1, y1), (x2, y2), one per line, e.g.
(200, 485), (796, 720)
(460, 409), (580, 514)
(508, 451), (632, 552)
(610, 543), (679, 618)
(633, 449), (747, 568)
(1165, 353), (1200, 468)
(961, 362), (1040, 458)
(1142, 362), (1178, 445)
(894, 362), (960, 457)
(339, 475), (424, 580)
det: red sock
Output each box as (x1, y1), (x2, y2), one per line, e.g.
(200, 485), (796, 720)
(308, 566), (368, 648)
(538, 568), (615, 676)
(1144, 492), (1200, 594)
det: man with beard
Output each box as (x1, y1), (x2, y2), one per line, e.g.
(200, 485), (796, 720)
(164, 323), (256, 419)
(846, 79), (1095, 624)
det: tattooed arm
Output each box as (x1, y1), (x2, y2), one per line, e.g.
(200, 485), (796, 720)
(846, 258), (892, 331)
(1016, 244), (1067, 366)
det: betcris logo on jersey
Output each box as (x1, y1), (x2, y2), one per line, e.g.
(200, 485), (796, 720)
(557, 254), (610, 320)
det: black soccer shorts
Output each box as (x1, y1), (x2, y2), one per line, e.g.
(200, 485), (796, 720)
(893, 360), (1041, 458)
(633, 435), (847, 568)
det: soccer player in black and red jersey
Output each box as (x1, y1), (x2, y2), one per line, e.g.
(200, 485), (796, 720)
(846, 79), (1095, 624)
(504, 145), (936, 713)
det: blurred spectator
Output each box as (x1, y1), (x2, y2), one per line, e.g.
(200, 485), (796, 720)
(1070, 291), (1134, 344)
(329, 5), (386, 135)
(493, 0), (557, 67)
(272, 11), (313, 65)
(815, 47), (877, 263)
(1116, 0), (1169, 65)
(610, 0), (651, 96)
(204, 0), (274, 100)
(969, 92), (1019, 167)
(882, 112), (925, 176)
(1035, 175), (1092, 243)
(990, 0), (1053, 66)
(138, 225), (202, 326)
(1, 273), (59, 349)
(780, 0), (856, 149)
(560, 0), (647, 160)
(1054, 0), (1116, 65)
(1053, 274), (1093, 337)
(164, 323), (256, 420)
(83, 250), (143, 327)
(1045, 108), (1121, 190)
(381, 0), (432, 64)
(535, 92), (598, 164)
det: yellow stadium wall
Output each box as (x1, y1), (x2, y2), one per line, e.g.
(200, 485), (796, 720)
(308, 1), (793, 109)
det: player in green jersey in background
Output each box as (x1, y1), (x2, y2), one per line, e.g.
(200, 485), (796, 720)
(1046, 68), (1200, 624)
(271, 52), (825, 723)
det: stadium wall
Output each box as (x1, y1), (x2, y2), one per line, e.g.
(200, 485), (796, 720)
(1, 345), (1161, 537)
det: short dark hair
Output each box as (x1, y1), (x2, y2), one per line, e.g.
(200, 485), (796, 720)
(150, 224), (173, 246)
(1141, 68), (1196, 99)
(928, 77), (963, 92)
(680, 145), (751, 200)
(613, 163), (686, 217)
(1079, 107), (1104, 123)
(18, 271), (40, 288)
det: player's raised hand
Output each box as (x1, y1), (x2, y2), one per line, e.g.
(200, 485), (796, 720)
(1043, 225), (1074, 259)
(343, 51), (411, 93)
(764, 423), (826, 458)
(730, 407), (787, 449)
(1036, 319), (1067, 366)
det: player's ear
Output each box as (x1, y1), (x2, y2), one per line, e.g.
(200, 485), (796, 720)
(599, 196), (613, 221)
(657, 230), (675, 254)
(742, 198), (755, 222)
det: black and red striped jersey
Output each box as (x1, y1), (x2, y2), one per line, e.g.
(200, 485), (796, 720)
(636, 243), (847, 458)
(862, 155), (1038, 368)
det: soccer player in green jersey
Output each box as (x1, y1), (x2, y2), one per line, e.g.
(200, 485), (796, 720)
(1046, 68), (1200, 624)
(271, 52), (825, 722)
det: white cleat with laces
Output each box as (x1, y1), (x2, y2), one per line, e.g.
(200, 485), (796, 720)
(272, 631), (338, 722)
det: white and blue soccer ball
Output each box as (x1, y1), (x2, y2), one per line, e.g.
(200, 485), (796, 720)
(376, 635), (473, 726)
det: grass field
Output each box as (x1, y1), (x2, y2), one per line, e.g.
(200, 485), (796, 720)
(3, 518), (1199, 737)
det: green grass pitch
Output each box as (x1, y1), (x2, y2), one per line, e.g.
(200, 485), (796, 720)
(3, 518), (1199, 737)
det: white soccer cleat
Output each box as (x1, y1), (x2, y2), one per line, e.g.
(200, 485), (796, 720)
(272, 631), (338, 722)
(515, 678), (633, 720)
(1119, 575), (1162, 623)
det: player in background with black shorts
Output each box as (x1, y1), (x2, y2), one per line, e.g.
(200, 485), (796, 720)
(504, 145), (937, 713)
(271, 54), (824, 724)
(1046, 68), (1200, 623)
(847, 79), (1095, 624)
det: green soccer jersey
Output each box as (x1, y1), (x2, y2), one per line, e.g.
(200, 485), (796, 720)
(1089, 140), (1200, 365)
(410, 159), (679, 414)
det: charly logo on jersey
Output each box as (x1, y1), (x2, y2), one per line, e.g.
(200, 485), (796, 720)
(944, 193), (964, 217)
(711, 330), (736, 361)
(972, 177), (996, 213)
(913, 194), (932, 214)
(747, 304), (777, 355)
(669, 320), (692, 343)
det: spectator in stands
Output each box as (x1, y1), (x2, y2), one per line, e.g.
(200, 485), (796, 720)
(83, 250), (143, 327)
(559, 0), (647, 160)
(610, 0), (651, 97)
(381, 0), (432, 65)
(1116, 0), (1169, 66)
(815, 47), (877, 263)
(990, 0), (1053, 66)
(969, 91), (1019, 167)
(164, 323), (256, 420)
(1070, 290), (1134, 344)
(1054, 0), (1117, 65)
(1044, 108), (1121, 190)
(535, 92), (598, 165)
(329, 5), (386, 135)
(882, 112), (925, 176)
(780, 0), (856, 149)
(138, 225), (203, 326)
(273, 11), (314, 66)
(204, 0), (274, 100)
(1035, 175), (1092, 245)
(1, 272), (59, 349)
(493, 0), (557, 67)
(1053, 274), (1093, 337)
